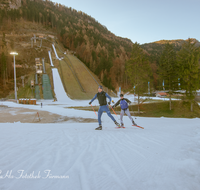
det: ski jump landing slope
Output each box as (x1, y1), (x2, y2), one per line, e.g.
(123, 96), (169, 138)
(66, 54), (100, 94)
(55, 44), (105, 99)
(52, 68), (73, 103)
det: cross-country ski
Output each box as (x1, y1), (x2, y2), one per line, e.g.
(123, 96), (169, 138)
(115, 126), (126, 129)
(132, 125), (144, 129)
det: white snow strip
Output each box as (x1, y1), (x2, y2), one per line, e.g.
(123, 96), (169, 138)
(52, 44), (62, 60)
(52, 68), (74, 104)
(48, 51), (54, 67)
(8, 111), (17, 115)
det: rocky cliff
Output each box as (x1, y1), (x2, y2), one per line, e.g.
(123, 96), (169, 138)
(0, 0), (21, 9)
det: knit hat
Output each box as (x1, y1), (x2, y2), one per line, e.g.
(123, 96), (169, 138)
(120, 94), (124, 97)
(98, 85), (103, 89)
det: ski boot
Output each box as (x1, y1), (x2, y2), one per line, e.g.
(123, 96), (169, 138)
(114, 121), (120, 127)
(95, 125), (102, 130)
(132, 120), (137, 126)
(120, 123), (125, 128)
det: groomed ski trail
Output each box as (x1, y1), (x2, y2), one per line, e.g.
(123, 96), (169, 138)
(0, 117), (199, 190)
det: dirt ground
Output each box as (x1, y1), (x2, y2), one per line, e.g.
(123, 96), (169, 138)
(0, 105), (97, 123)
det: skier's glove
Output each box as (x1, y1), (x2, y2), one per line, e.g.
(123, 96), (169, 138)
(108, 102), (111, 105)
(89, 102), (92, 105)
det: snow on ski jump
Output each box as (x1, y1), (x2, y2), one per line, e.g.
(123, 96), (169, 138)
(48, 50), (54, 67)
(52, 68), (73, 103)
(52, 44), (63, 60)
(48, 44), (63, 67)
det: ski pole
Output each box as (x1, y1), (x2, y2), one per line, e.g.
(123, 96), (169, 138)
(91, 104), (98, 117)
(129, 103), (137, 120)
(110, 105), (119, 120)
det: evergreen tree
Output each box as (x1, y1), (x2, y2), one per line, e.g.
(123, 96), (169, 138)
(1, 52), (7, 85)
(177, 38), (200, 111)
(2, 32), (6, 48)
(126, 42), (152, 113)
(159, 43), (178, 110)
(1, 33), (7, 85)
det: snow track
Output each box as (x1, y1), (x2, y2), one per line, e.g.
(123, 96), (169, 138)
(0, 116), (199, 190)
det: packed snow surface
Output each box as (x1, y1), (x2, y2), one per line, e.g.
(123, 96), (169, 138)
(1, 68), (200, 189)
(0, 101), (200, 190)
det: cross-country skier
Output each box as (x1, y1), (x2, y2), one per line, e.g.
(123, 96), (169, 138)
(112, 94), (137, 128)
(89, 85), (120, 130)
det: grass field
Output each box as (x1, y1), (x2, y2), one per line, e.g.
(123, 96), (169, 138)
(55, 45), (102, 99)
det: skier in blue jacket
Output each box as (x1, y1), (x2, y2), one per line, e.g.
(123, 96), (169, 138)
(89, 85), (120, 130)
(112, 94), (137, 128)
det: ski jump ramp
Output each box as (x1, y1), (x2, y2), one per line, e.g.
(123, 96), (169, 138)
(48, 51), (54, 67)
(52, 44), (62, 60)
(52, 68), (73, 103)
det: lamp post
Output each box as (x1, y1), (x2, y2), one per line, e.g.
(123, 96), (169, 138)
(10, 52), (18, 100)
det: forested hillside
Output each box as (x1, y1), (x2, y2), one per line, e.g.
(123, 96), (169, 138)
(0, 0), (133, 94)
(0, 0), (200, 98)
(141, 38), (200, 89)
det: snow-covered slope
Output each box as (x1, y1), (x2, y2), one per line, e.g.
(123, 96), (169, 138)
(52, 68), (73, 103)
(0, 101), (200, 190)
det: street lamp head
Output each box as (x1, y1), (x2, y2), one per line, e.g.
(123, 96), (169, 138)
(10, 52), (18, 100)
(10, 52), (18, 55)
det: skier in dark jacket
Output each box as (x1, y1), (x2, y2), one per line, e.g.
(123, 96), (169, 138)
(112, 94), (137, 127)
(89, 85), (120, 130)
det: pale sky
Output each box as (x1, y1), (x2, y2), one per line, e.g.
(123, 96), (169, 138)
(52, 0), (200, 44)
